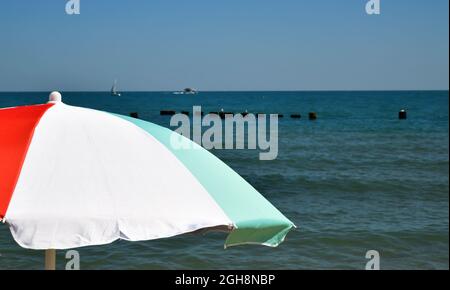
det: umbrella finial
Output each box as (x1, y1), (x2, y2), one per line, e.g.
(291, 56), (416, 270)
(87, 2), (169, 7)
(49, 91), (62, 103)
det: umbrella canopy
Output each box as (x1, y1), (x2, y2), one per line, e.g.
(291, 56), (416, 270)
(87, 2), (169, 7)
(0, 92), (294, 251)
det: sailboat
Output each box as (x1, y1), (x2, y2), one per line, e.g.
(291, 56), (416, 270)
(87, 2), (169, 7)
(111, 80), (121, 97)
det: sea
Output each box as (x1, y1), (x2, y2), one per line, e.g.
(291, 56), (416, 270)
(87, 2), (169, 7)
(0, 90), (448, 270)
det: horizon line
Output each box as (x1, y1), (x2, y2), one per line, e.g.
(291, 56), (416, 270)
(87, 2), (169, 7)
(0, 89), (448, 93)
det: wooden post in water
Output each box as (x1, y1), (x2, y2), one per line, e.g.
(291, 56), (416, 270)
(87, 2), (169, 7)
(45, 249), (56, 270)
(309, 112), (317, 120)
(399, 109), (407, 119)
(129, 112), (139, 119)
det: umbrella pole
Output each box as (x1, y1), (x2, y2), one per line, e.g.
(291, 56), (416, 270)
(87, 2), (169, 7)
(45, 249), (56, 270)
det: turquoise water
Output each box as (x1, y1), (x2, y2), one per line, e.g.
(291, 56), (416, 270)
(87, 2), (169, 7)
(0, 91), (448, 270)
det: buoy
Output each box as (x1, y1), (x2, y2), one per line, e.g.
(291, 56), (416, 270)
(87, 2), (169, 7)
(309, 112), (317, 120)
(291, 114), (301, 119)
(129, 112), (139, 119)
(160, 110), (176, 116)
(399, 109), (407, 119)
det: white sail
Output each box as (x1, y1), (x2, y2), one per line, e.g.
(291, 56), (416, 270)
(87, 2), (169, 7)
(111, 80), (120, 96)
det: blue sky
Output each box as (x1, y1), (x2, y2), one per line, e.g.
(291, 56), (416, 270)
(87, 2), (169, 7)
(0, 0), (448, 91)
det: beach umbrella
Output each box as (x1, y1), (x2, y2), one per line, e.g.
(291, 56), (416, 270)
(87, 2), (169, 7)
(0, 92), (295, 269)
